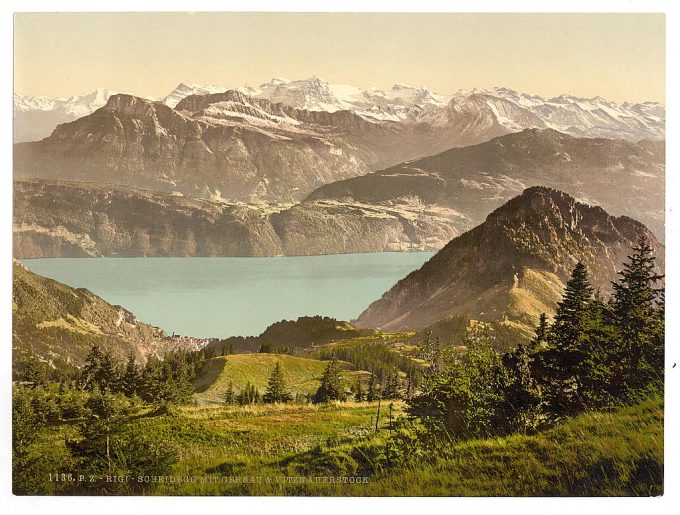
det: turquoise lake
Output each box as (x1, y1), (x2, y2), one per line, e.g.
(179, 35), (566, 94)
(23, 253), (434, 338)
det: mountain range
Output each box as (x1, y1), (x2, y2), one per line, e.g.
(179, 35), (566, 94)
(355, 187), (665, 343)
(15, 76), (664, 143)
(13, 87), (665, 227)
(13, 179), (460, 258)
(12, 76), (665, 267)
(13, 127), (664, 259)
(308, 128), (665, 240)
(14, 87), (119, 143)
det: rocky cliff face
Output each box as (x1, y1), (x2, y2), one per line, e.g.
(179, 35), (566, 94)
(14, 94), (375, 203)
(13, 179), (462, 258)
(16, 91), (481, 204)
(12, 261), (195, 377)
(14, 128), (664, 258)
(355, 187), (664, 340)
(308, 128), (665, 241)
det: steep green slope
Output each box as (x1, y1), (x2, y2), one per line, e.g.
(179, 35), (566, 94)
(12, 261), (171, 379)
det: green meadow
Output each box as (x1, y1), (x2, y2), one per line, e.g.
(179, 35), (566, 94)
(26, 388), (662, 496)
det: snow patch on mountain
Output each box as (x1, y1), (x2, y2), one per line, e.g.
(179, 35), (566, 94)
(161, 83), (228, 108)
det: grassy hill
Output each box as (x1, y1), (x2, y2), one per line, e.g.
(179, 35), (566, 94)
(205, 316), (380, 354)
(12, 261), (170, 379)
(193, 354), (366, 402)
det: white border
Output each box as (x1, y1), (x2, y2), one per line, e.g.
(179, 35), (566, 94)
(1, 2), (678, 515)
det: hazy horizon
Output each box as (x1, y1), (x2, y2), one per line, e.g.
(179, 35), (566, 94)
(14, 12), (665, 104)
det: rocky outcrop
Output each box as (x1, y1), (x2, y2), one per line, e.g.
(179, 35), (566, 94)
(355, 187), (665, 340)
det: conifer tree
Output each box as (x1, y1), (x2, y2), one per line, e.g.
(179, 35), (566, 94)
(532, 313), (549, 347)
(121, 353), (142, 397)
(542, 262), (594, 416)
(404, 372), (415, 400)
(383, 373), (401, 399)
(224, 381), (235, 404)
(503, 343), (542, 432)
(138, 354), (194, 406)
(313, 358), (346, 403)
(353, 377), (365, 402)
(81, 344), (120, 392)
(366, 372), (380, 402)
(263, 362), (292, 403)
(549, 262), (593, 349)
(576, 297), (621, 406)
(238, 382), (260, 405)
(610, 235), (664, 387)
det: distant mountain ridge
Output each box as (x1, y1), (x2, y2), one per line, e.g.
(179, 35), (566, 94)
(165, 77), (664, 140)
(13, 179), (461, 258)
(13, 128), (664, 258)
(14, 93), (392, 203)
(14, 87), (118, 142)
(308, 128), (665, 241)
(13, 89), (665, 207)
(355, 187), (665, 342)
(15, 77), (664, 143)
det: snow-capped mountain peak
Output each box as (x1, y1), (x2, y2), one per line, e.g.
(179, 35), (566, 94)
(14, 78), (665, 144)
(161, 82), (229, 108)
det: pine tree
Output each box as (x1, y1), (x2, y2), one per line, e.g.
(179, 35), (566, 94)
(224, 381), (235, 404)
(576, 297), (621, 406)
(81, 344), (120, 392)
(542, 262), (594, 416)
(238, 382), (260, 405)
(532, 313), (549, 347)
(503, 343), (542, 432)
(263, 362), (292, 403)
(366, 372), (380, 401)
(121, 353), (142, 397)
(81, 344), (104, 390)
(139, 356), (163, 403)
(404, 372), (415, 400)
(610, 235), (664, 387)
(353, 377), (365, 402)
(138, 354), (194, 406)
(312, 358), (346, 403)
(383, 373), (400, 399)
(549, 262), (593, 349)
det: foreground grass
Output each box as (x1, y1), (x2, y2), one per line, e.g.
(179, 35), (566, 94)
(143, 400), (394, 495)
(142, 395), (663, 495)
(27, 395), (662, 496)
(359, 395), (664, 496)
